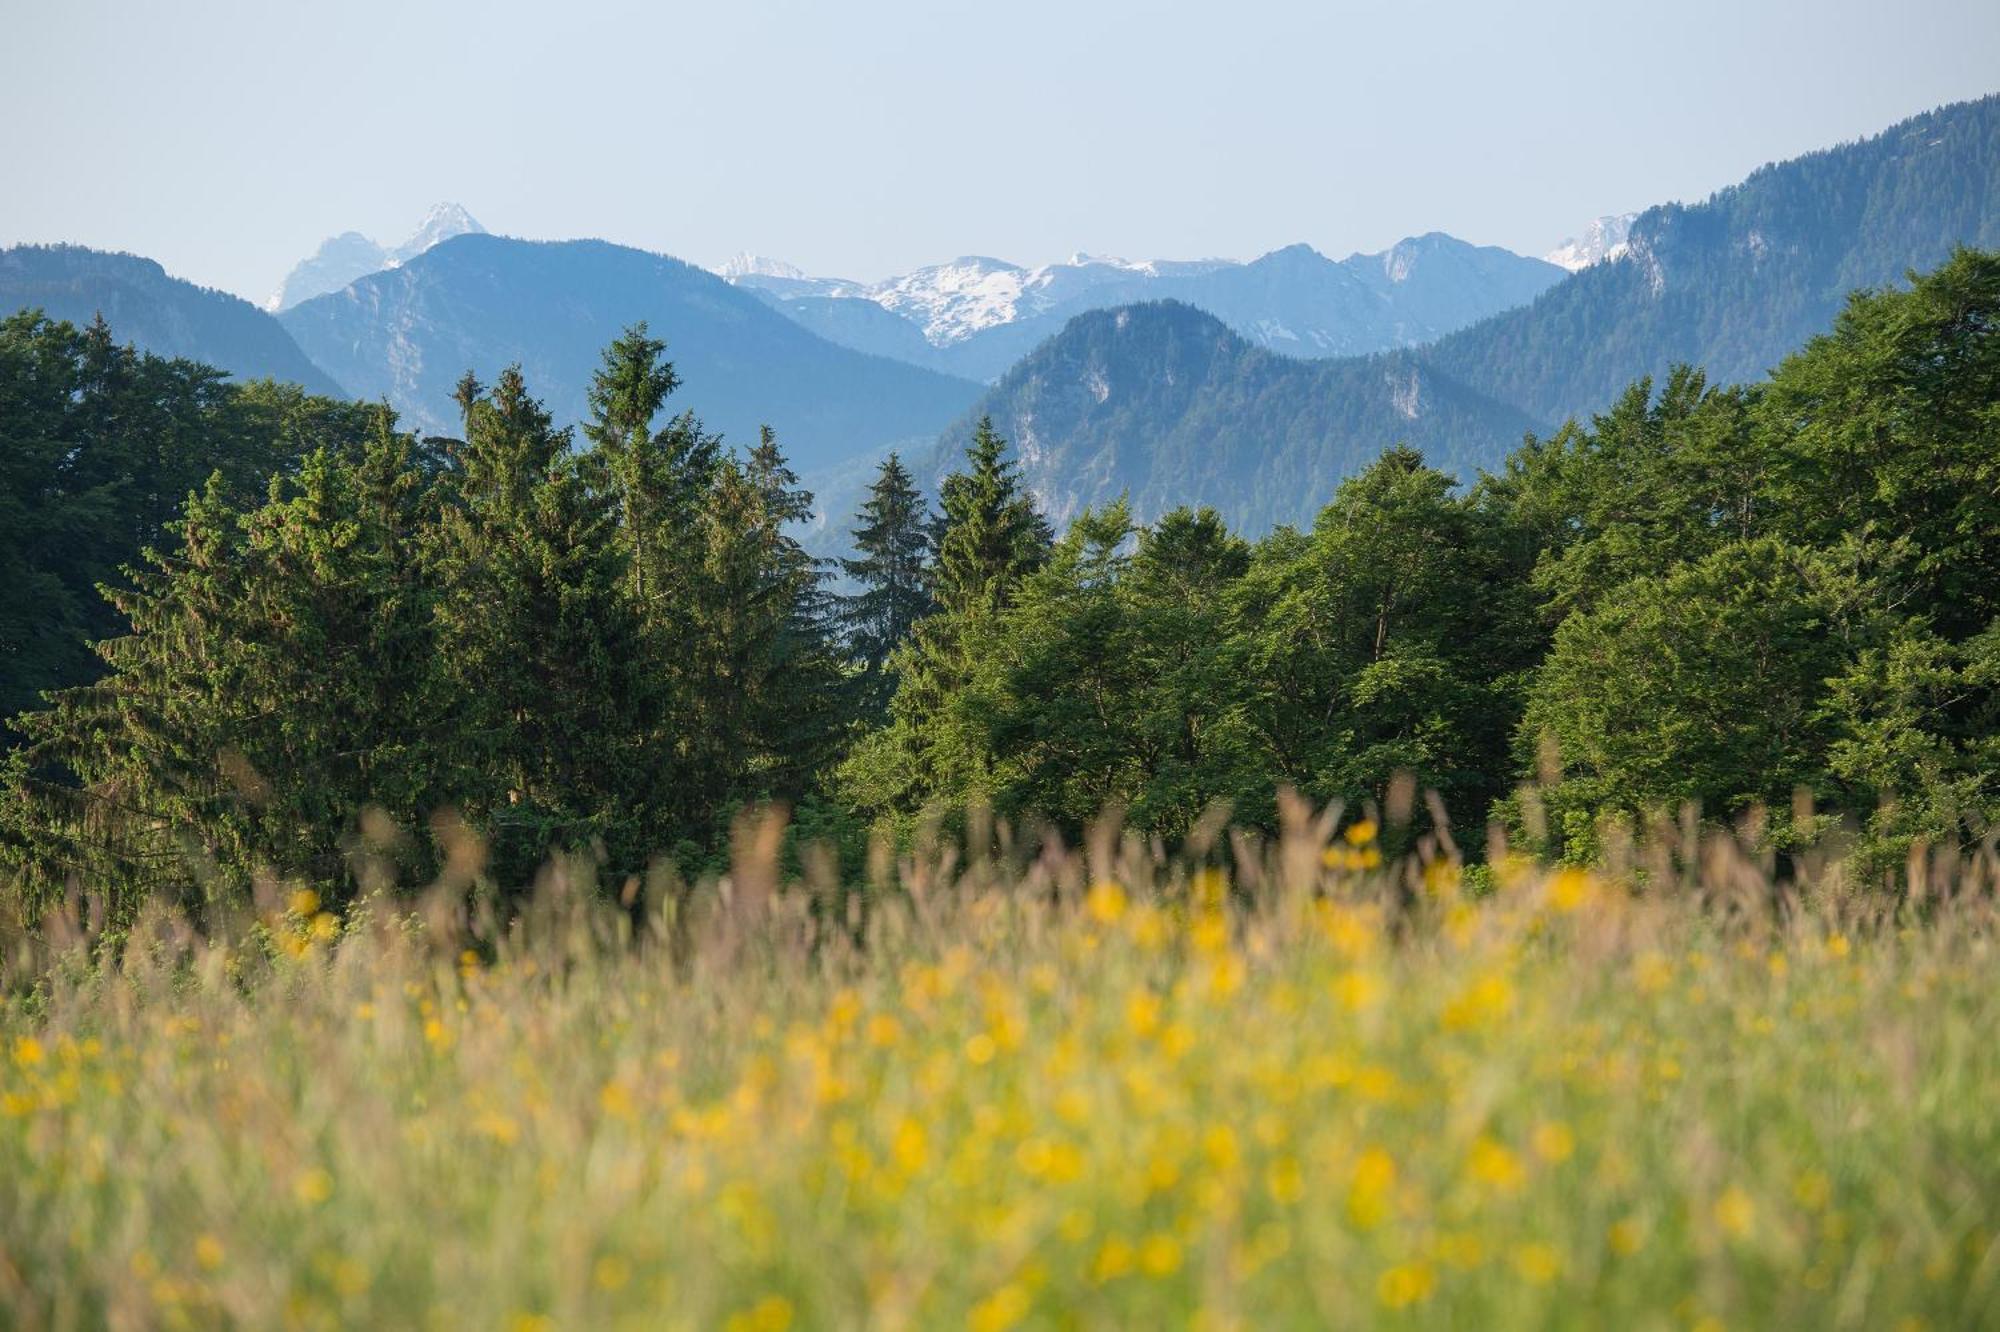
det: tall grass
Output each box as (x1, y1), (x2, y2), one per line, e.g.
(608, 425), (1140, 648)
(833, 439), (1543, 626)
(2, 805), (1997, 1329)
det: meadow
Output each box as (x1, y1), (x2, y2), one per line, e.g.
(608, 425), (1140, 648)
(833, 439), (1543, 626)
(2, 809), (1998, 1330)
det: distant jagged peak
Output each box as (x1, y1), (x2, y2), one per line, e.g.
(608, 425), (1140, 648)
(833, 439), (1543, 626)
(267, 203), (483, 310)
(1544, 213), (1637, 272)
(717, 251), (808, 281)
(1262, 241), (1329, 263)
(391, 202), (484, 263)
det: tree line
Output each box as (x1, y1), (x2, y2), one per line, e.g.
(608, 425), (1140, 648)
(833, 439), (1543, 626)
(3, 251), (1998, 921)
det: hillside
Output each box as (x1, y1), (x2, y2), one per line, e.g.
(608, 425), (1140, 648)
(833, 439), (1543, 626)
(934, 301), (1538, 532)
(0, 245), (345, 397)
(279, 234), (984, 470)
(1425, 94), (2000, 424)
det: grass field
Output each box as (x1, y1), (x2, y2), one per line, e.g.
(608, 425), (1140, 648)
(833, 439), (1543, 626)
(2, 815), (1998, 1330)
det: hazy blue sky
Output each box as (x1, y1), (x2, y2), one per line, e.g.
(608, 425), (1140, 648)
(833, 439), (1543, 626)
(4, 0), (1997, 302)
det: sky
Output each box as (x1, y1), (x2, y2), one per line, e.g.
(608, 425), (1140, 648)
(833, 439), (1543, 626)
(3, 0), (1997, 303)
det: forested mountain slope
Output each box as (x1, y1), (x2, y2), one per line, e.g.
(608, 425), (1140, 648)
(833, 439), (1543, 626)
(935, 302), (1539, 531)
(1423, 94), (2000, 424)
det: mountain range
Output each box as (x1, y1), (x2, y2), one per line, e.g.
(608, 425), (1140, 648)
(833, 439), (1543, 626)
(723, 236), (1567, 381)
(274, 235), (983, 473)
(4, 93), (1994, 553)
(940, 94), (2000, 533)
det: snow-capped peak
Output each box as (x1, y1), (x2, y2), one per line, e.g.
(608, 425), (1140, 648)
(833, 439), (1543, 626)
(869, 257), (1036, 346)
(391, 203), (483, 264)
(1545, 213), (1636, 272)
(717, 252), (808, 281)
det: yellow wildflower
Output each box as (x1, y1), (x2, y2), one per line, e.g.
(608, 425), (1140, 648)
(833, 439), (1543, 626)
(1714, 1187), (1755, 1239)
(1513, 1243), (1562, 1284)
(1531, 1121), (1575, 1163)
(1348, 1148), (1396, 1229)
(1377, 1261), (1436, 1309)
(1085, 881), (1128, 924)
(294, 1168), (334, 1206)
(1140, 1232), (1183, 1277)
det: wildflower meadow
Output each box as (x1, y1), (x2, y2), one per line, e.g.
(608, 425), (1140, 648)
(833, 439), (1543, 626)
(3, 812), (1996, 1330)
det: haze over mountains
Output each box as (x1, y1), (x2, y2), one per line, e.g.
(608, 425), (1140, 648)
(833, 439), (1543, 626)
(267, 203), (484, 311)
(3, 93), (1994, 549)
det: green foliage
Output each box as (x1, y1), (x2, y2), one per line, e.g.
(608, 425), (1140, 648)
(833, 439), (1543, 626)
(964, 502), (1263, 833)
(836, 452), (933, 711)
(424, 367), (655, 883)
(840, 420), (1051, 820)
(1520, 539), (1887, 859)
(3, 428), (437, 914)
(1, 329), (849, 920)
(1502, 251), (2000, 869)
(0, 311), (376, 730)
(1231, 449), (1536, 829)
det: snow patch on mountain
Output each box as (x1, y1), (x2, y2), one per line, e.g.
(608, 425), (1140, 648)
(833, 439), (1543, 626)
(870, 257), (1031, 344)
(723, 250), (1245, 348)
(393, 203), (483, 264)
(718, 252), (808, 281)
(720, 234), (1561, 371)
(1544, 213), (1637, 272)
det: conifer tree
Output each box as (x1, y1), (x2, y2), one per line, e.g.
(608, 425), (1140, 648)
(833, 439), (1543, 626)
(933, 417), (1051, 616)
(837, 452), (933, 708)
(1, 416), (437, 916)
(684, 429), (844, 821)
(424, 367), (652, 880)
(840, 420), (1049, 818)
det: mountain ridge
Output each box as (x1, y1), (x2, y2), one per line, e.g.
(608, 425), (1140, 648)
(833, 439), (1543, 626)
(277, 233), (983, 474)
(931, 300), (1540, 534)
(0, 244), (346, 397)
(727, 236), (1566, 381)
(1422, 93), (2000, 426)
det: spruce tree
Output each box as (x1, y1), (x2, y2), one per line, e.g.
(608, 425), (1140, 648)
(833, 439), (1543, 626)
(1, 420), (438, 917)
(837, 452), (933, 708)
(840, 419), (1049, 818)
(933, 417), (1051, 616)
(684, 429), (844, 822)
(424, 367), (652, 881)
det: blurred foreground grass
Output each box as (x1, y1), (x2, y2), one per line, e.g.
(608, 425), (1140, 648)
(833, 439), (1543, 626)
(2, 813), (1998, 1330)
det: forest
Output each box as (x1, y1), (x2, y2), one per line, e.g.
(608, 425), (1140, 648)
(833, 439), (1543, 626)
(1, 249), (1998, 925)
